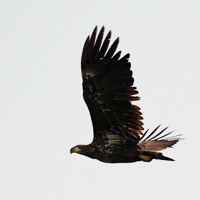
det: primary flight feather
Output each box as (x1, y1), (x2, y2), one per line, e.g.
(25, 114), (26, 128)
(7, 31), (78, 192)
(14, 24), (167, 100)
(70, 26), (180, 163)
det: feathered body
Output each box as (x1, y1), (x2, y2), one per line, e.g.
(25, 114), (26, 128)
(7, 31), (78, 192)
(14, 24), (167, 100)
(70, 26), (180, 163)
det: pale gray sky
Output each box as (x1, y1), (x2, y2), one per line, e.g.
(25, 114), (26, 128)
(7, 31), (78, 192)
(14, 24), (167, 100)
(0, 1), (199, 200)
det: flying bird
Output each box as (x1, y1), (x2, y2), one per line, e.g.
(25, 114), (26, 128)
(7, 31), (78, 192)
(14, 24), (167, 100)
(70, 26), (181, 163)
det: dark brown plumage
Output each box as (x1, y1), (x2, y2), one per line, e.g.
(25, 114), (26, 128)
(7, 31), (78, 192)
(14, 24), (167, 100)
(70, 26), (181, 163)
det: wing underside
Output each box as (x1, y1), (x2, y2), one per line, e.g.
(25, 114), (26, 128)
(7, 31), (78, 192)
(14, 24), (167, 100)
(138, 125), (181, 151)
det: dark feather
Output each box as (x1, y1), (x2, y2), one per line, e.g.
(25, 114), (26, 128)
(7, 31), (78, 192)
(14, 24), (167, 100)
(81, 26), (143, 141)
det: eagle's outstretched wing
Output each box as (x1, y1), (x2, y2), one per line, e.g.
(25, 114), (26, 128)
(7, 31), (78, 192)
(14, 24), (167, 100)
(138, 125), (181, 151)
(81, 26), (143, 142)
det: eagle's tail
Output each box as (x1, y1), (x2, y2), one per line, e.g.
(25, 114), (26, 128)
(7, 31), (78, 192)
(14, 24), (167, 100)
(137, 125), (181, 162)
(139, 151), (174, 162)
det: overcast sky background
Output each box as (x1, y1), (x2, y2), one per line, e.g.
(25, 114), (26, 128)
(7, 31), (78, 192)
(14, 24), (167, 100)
(0, 1), (200, 200)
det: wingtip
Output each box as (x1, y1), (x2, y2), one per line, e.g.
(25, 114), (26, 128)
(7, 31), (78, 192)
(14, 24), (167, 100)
(107, 30), (112, 39)
(93, 26), (98, 32)
(100, 26), (105, 35)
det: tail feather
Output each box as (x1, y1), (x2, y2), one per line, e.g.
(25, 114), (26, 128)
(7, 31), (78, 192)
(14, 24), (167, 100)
(156, 154), (174, 161)
(139, 151), (174, 162)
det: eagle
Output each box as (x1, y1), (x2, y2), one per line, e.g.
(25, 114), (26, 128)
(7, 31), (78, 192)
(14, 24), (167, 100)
(70, 26), (181, 163)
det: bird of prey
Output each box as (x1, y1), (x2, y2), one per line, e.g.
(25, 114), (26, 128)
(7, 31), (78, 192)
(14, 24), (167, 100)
(70, 26), (180, 163)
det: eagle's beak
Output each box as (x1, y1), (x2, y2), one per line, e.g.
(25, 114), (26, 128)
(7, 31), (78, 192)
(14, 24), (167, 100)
(70, 146), (81, 154)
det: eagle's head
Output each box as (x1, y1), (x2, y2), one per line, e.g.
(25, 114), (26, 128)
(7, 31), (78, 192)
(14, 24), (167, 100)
(70, 145), (85, 154)
(70, 144), (96, 158)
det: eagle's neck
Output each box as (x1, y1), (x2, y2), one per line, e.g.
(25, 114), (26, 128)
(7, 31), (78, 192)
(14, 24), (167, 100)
(80, 144), (97, 159)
